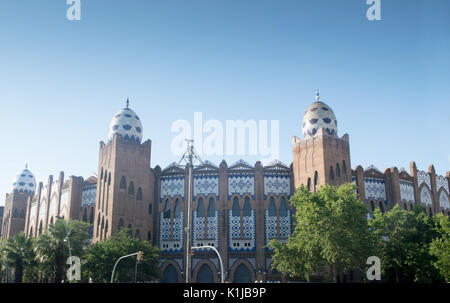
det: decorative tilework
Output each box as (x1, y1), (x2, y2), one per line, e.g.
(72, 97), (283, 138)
(417, 171), (431, 190)
(49, 196), (57, 217)
(400, 180), (415, 202)
(161, 177), (184, 200)
(51, 180), (59, 196)
(436, 175), (449, 193)
(228, 210), (256, 251)
(81, 185), (97, 206)
(172, 214), (184, 241)
(364, 178), (386, 201)
(194, 176), (219, 199)
(38, 197), (46, 221)
(60, 189), (69, 215)
(30, 202), (37, 222)
(192, 211), (219, 249)
(159, 212), (184, 252)
(279, 212), (291, 240)
(264, 210), (277, 245)
(439, 192), (449, 209)
(264, 175), (290, 197)
(228, 175), (254, 198)
(420, 187), (432, 206)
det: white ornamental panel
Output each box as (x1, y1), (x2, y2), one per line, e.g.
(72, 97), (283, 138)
(400, 180), (415, 202)
(193, 176), (219, 199)
(420, 187), (432, 206)
(161, 177), (184, 199)
(60, 189), (69, 215)
(364, 178), (386, 201)
(417, 171), (431, 190)
(436, 175), (449, 193)
(264, 175), (290, 197)
(81, 185), (97, 206)
(439, 192), (450, 209)
(228, 175), (254, 197)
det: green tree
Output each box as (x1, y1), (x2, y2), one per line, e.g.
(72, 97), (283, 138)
(269, 183), (375, 282)
(368, 205), (443, 282)
(34, 219), (91, 283)
(3, 232), (36, 283)
(430, 213), (450, 282)
(83, 228), (160, 283)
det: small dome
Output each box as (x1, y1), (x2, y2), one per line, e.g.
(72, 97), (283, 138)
(12, 167), (36, 194)
(108, 100), (143, 143)
(302, 91), (337, 138)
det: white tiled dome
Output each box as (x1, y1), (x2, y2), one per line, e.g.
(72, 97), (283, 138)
(108, 100), (143, 143)
(302, 91), (337, 138)
(12, 167), (36, 194)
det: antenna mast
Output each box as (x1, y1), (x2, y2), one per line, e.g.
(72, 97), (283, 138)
(179, 139), (203, 283)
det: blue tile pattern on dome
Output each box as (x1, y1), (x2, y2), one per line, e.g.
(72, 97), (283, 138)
(108, 106), (143, 143)
(11, 168), (36, 194)
(302, 92), (337, 138)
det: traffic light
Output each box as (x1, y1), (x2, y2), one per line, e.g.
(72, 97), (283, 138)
(137, 251), (144, 261)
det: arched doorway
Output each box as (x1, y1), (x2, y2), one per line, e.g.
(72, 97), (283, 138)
(162, 264), (179, 283)
(233, 264), (252, 283)
(196, 264), (214, 283)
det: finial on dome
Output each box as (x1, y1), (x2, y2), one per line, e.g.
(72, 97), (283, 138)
(315, 90), (320, 101)
(126, 98), (129, 108)
(25, 163), (28, 169)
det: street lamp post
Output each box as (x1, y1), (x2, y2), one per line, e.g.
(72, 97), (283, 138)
(111, 252), (142, 283)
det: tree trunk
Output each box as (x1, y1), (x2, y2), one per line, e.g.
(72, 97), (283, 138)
(14, 260), (23, 283)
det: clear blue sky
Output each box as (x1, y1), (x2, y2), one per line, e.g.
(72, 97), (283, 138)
(1, 0), (449, 205)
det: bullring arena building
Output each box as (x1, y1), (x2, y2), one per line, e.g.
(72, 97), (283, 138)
(1, 91), (449, 283)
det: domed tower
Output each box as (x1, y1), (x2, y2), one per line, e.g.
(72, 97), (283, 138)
(2, 166), (36, 239)
(93, 99), (155, 243)
(292, 91), (351, 191)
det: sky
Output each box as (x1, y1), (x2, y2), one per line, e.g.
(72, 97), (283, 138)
(0, 0), (449, 205)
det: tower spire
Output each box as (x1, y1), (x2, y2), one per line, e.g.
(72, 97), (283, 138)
(126, 98), (129, 108)
(315, 89), (320, 101)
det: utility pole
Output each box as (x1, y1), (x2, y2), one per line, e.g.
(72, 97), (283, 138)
(179, 139), (202, 283)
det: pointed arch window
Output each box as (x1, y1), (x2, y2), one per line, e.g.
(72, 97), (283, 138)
(268, 197), (276, 217)
(232, 197), (240, 217)
(314, 171), (318, 192)
(243, 197), (251, 217)
(307, 178), (311, 191)
(207, 198), (215, 217)
(329, 166), (334, 180)
(120, 176), (127, 190)
(163, 200), (171, 219)
(128, 182), (135, 196)
(336, 163), (341, 177)
(343, 160), (347, 175)
(279, 197), (288, 217)
(197, 197), (205, 217)
(174, 199), (181, 218)
(136, 187), (143, 201)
